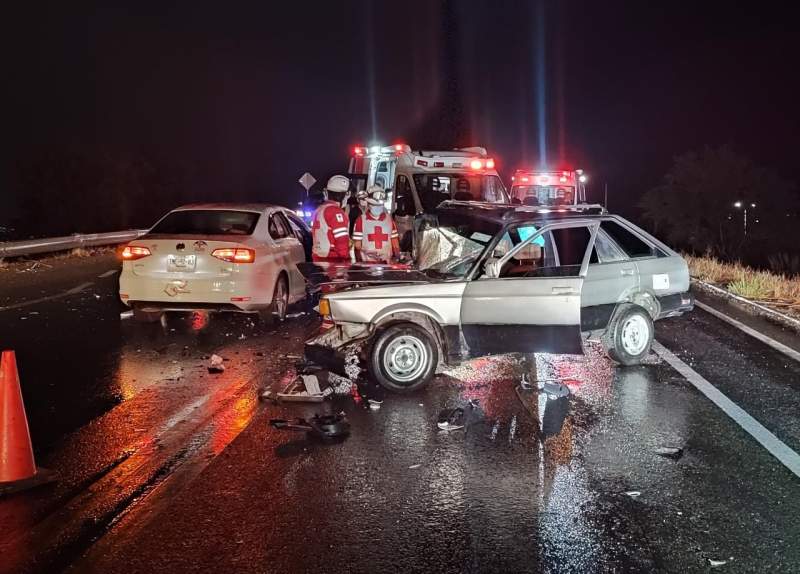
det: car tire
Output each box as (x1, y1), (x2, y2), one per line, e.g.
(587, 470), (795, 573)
(602, 303), (654, 365)
(269, 273), (289, 323)
(133, 307), (164, 323)
(368, 323), (438, 393)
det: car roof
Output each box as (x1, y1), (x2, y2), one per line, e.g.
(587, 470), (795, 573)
(172, 203), (284, 214)
(434, 200), (608, 224)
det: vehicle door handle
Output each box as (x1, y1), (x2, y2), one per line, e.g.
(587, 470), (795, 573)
(552, 286), (577, 295)
(620, 268), (634, 276)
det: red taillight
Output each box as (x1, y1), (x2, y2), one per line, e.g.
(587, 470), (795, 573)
(433, 161), (445, 167)
(485, 158), (495, 169)
(121, 245), (151, 261)
(470, 159), (483, 170)
(212, 248), (255, 263)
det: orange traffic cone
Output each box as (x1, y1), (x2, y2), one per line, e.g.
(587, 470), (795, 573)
(0, 350), (38, 488)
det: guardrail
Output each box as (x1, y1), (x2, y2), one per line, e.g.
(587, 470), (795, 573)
(0, 230), (148, 258)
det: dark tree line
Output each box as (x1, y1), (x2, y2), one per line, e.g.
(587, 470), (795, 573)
(639, 146), (799, 265)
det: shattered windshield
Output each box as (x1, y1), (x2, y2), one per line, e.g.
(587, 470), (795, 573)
(417, 213), (501, 279)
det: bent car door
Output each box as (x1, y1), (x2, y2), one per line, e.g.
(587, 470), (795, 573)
(460, 220), (599, 357)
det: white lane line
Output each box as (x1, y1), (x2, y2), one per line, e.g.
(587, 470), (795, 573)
(98, 269), (118, 278)
(652, 340), (800, 479)
(0, 282), (94, 312)
(695, 300), (800, 364)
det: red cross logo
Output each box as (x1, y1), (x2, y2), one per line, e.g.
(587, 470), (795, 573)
(367, 226), (389, 249)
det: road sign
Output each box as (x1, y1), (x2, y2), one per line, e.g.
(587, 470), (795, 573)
(298, 172), (316, 192)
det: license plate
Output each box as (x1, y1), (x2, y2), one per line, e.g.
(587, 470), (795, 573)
(168, 254), (196, 271)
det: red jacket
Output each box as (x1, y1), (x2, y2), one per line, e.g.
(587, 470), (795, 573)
(311, 201), (350, 260)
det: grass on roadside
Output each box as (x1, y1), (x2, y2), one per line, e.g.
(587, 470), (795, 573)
(685, 254), (800, 311)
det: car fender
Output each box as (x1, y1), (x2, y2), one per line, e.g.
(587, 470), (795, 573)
(371, 309), (449, 370)
(372, 302), (445, 326)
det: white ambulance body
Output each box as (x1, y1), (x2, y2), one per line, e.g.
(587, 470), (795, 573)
(348, 144), (509, 247)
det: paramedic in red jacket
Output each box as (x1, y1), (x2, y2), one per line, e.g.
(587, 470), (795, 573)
(311, 175), (351, 262)
(352, 185), (400, 264)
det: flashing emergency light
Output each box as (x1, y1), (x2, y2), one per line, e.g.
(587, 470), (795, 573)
(353, 146), (366, 157)
(579, 174), (588, 183)
(394, 144), (404, 152)
(470, 159), (483, 170)
(485, 158), (495, 169)
(370, 145), (381, 154)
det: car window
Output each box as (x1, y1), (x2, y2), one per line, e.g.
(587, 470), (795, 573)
(150, 210), (260, 235)
(592, 229), (627, 263)
(601, 220), (656, 258)
(268, 212), (291, 239)
(394, 175), (415, 216)
(284, 212), (308, 240)
(498, 225), (592, 279)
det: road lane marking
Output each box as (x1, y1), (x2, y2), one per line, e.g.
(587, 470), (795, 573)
(695, 300), (800, 364)
(652, 340), (800, 479)
(0, 282), (94, 312)
(98, 269), (118, 278)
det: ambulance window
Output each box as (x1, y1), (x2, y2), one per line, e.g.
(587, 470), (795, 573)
(394, 175), (414, 216)
(601, 220), (656, 258)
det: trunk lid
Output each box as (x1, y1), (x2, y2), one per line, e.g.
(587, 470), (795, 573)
(129, 235), (254, 279)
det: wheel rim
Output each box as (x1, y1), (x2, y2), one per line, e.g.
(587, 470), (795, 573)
(275, 278), (288, 320)
(383, 335), (428, 383)
(620, 314), (650, 355)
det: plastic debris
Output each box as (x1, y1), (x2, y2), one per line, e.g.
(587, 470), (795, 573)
(270, 413), (350, 441)
(437, 408), (465, 431)
(238, 333), (247, 340)
(624, 491), (642, 498)
(654, 446), (684, 460)
(709, 559), (727, 568)
(207, 354), (225, 373)
(408, 464), (421, 469)
(368, 399), (382, 410)
(286, 312), (306, 318)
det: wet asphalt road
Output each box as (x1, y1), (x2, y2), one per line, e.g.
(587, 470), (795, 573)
(1, 253), (799, 573)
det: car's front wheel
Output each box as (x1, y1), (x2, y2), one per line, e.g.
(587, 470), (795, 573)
(602, 303), (654, 365)
(369, 323), (438, 392)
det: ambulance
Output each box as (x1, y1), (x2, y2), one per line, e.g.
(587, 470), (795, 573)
(509, 168), (589, 207)
(348, 144), (509, 249)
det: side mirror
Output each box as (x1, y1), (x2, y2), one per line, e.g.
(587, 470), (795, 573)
(484, 257), (501, 279)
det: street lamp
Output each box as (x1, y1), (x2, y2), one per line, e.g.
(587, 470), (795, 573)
(733, 201), (757, 236)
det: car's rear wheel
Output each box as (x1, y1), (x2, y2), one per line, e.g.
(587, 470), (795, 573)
(602, 303), (654, 365)
(369, 323), (438, 392)
(133, 307), (164, 323)
(270, 274), (289, 322)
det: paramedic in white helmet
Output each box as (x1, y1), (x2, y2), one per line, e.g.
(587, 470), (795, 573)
(352, 184), (400, 264)
(311, 175), (351, 262)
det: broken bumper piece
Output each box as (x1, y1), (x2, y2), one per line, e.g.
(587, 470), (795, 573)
(303, 322), (372, 378)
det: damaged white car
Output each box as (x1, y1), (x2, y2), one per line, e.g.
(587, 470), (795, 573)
(302, 201), (693, 392)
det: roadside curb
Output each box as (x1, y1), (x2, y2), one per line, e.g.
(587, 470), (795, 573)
(691, 278), (800, 335)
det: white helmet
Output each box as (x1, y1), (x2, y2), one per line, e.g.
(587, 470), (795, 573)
(366, 184), (386, 205)
(324, 174), (350, 204)
(325, 175), (350, 194)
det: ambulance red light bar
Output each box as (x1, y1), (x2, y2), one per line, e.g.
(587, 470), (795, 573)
(353, 146), (366, 157)
(394, 144), (404, 152)
(469, 158), (496, 170)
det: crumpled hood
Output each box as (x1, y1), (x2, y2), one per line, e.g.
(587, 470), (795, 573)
(298, 262), (434, 289)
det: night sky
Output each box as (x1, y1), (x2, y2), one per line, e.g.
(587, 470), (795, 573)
(5, 1), (800, 224)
